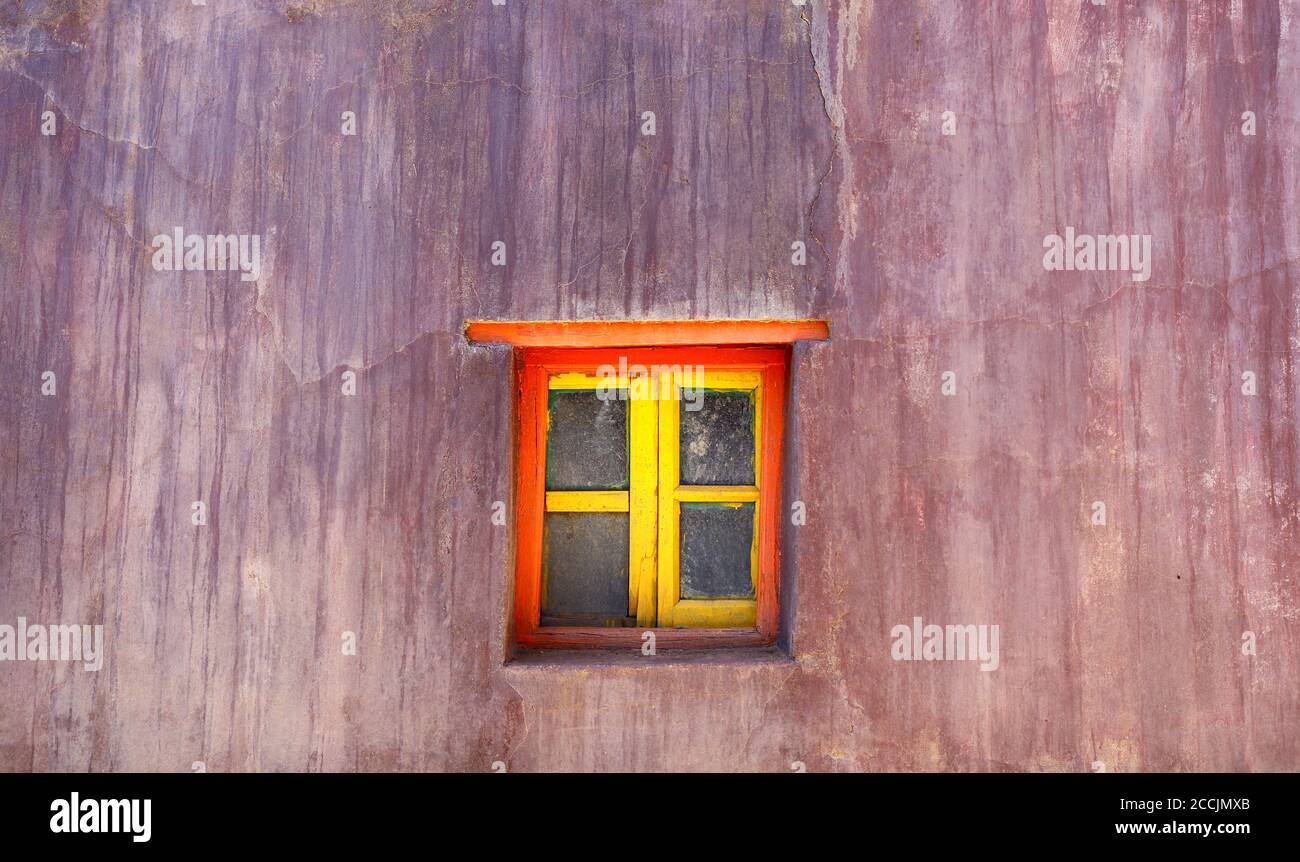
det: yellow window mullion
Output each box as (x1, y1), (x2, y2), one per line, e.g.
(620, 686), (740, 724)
(656, 370), (680, 628)
(628, 392), (658, 624)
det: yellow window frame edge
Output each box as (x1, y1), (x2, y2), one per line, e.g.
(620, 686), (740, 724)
(658, 369), (762, 628)
(542, 368), (762, 629)
(542, 372), (658, 623)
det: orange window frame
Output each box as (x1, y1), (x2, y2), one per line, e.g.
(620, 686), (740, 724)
(512, 345), (787, 649)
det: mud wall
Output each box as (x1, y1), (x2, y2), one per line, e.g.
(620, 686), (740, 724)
(1, 0), (1296, 771)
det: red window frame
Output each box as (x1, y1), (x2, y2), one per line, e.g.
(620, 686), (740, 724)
(512, 345), (787, 649)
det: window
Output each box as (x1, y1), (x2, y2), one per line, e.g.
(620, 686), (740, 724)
(518, 345), (783, 648)
(466, 320), (828, 650)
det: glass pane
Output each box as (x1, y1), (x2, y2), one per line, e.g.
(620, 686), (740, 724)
(679, 390), (754, 486)
(679, 502), (755, 599)
(546, 389), (628, 490)
(541, 512), (631, 626)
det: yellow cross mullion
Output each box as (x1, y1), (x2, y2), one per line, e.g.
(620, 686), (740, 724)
(673, 485), (759, 503)
(544, 490), (629, 512)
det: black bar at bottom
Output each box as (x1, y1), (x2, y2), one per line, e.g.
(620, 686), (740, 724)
(0, 772), (1290, 850)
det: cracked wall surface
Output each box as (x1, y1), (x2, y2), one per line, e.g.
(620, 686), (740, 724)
(1, 0), (1296, 771)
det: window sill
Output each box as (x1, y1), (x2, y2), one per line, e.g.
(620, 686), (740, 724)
(501, 646), (794, 672)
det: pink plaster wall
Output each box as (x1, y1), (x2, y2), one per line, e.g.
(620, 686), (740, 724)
(1, 0), (1296, 771)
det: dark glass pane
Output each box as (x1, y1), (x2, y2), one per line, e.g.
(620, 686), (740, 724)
(680, 390), (754, 485)
(679, 503), (755, 599)
(541, 512), (631, 626)
(546, 389), (628, 490)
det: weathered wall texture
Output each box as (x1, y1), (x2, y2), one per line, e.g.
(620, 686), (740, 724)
(1, 0), (1296, 771)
